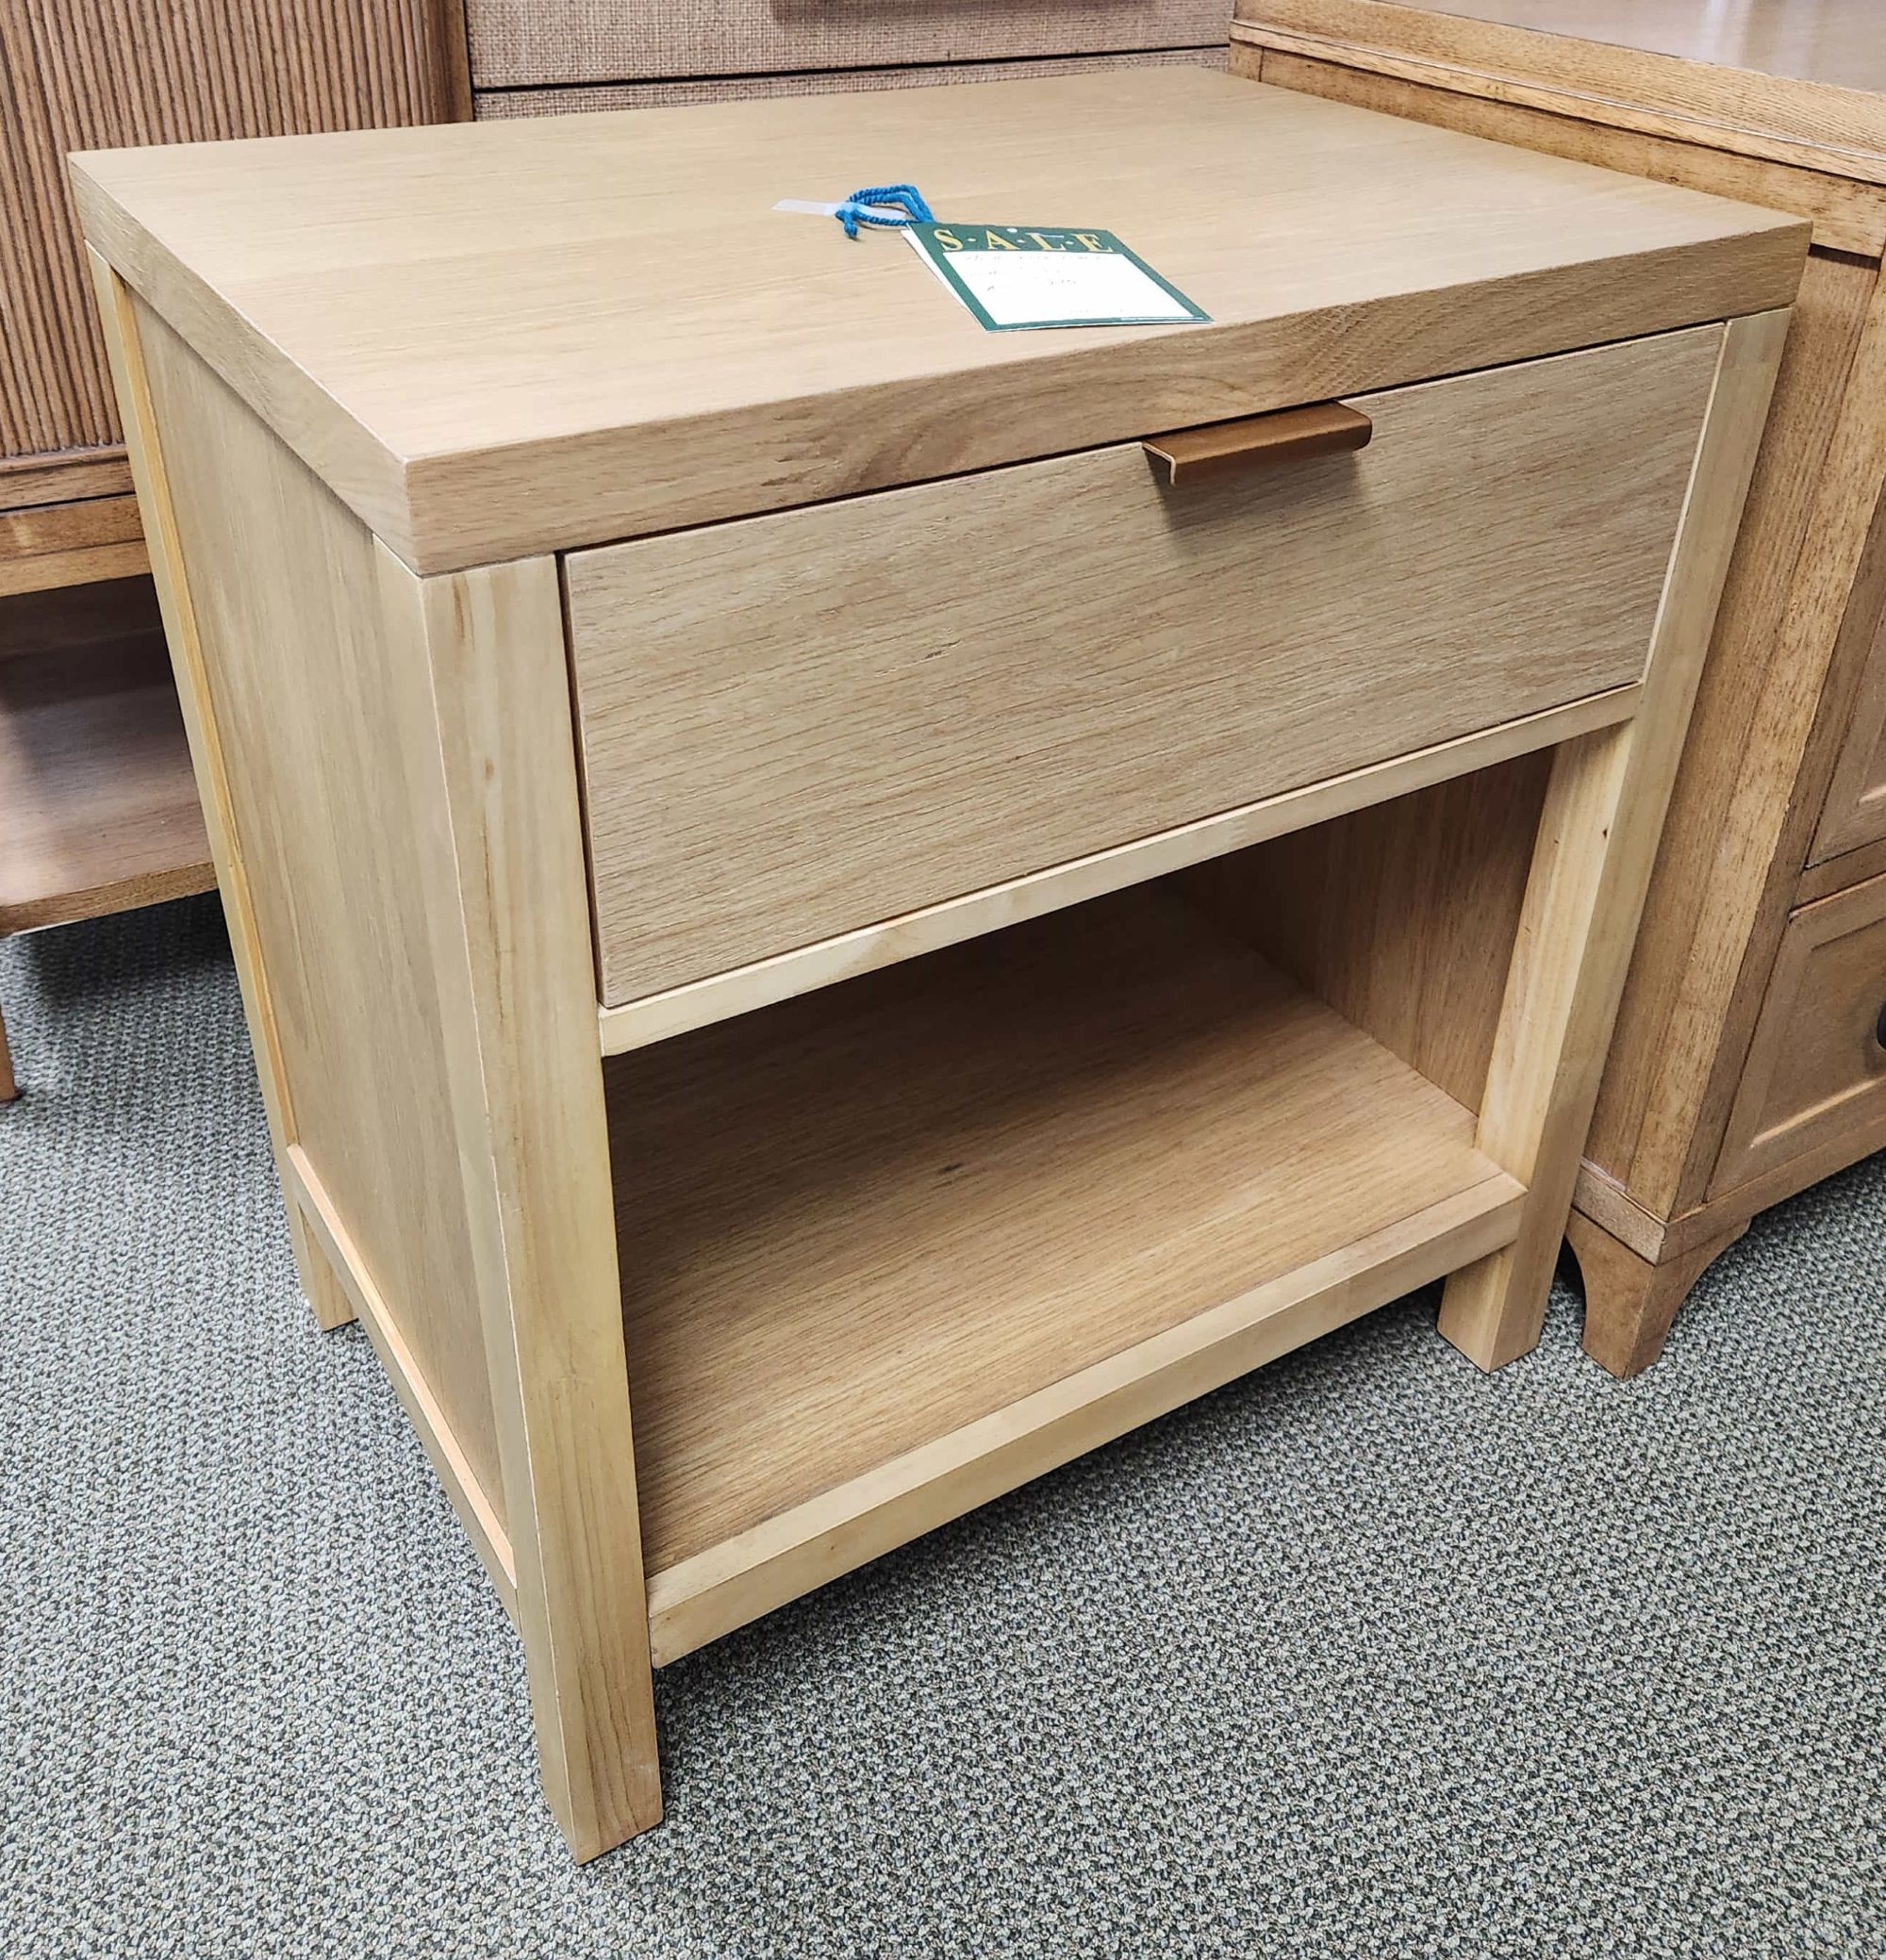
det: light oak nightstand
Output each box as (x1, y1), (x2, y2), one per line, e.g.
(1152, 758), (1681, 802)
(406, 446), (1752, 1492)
(74, 68), (1800, 1857)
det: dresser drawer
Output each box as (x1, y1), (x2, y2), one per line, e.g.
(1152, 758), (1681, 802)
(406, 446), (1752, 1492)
(467, 0), (1229, 88)
(566, 325), (1722, 1006)
(1713, 868), (1886, 1195)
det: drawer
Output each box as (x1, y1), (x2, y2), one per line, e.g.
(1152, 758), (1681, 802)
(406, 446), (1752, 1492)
(467, 0), (1230, 88)
(566, 325), (1722, 1006)
(1712, 868), (1886, 1195)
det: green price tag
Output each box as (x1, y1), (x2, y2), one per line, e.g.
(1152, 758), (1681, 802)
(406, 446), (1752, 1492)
(904, 223), (1211, 332)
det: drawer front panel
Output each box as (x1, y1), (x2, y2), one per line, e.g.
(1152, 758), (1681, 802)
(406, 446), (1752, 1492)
(467, 0), (1229, 89)
(568, 326), (1721, 1005)
(1712, 868), (1886, 1195)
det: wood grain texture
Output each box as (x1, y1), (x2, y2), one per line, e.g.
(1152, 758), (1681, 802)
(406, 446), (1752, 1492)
(1238, 18), (1886, 1338)
(595, 688), (1638, 1060)
(131, 296), (507, 1518)
(284, 1145), (520, 1614)
(0, 621), (211, 931)
(1231, 0), (1886, 183)
(570, 330), (1720, 1005)
(468, 0), (1231, 89)
(377, 545), (661, 1861)
(1437, 309), (1790, 1369)
(0, 452), (132, 511)
(648, 1178), (1522, 1665)
(0, 0), (467, 486)
(1584, 254), (1878, 1213)
(1639, 270), (1886, 1216)
(1809, 487), (1886, 862)
(1181, 750), (1552, 1113)
(1567, 1209), (1747, 1380)
(607, 884), (1521, 1627)
(475, 48), (1230, 121)
(73, 70), (1806, 571)
(1240, 46), (1886, 257)
(1712, 867), (1886, 1193)
(89, 253), (353, 1333)
(1799, 830), (1886, 903)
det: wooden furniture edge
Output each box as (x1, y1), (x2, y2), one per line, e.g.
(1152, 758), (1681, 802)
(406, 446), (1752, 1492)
(99, 240), (660, 1858)
(1571, 1159), (1669, 1262)
(284, 1143), (519, 1608)
(0, 534), (150, 596)
(1800, 832), (1886, 902)
(374, 543), (662, 1860)
(1581, 1065), (1886, 1275)
(85, 246), (352, 1332)
(1650, 272), (1886, 1215)
(0, 862), (215, 937)
(1434, 309), (1790, 1369)
(1228, 7), (1886, 188)
(74, 174), (420, 564)
(597, 683), (1645, 1054)
(0, 451), (135, 511)
(1233, 42), (1886, 259)
(646, 1172), (1524, 1664)
(73, 143), (1805, 577)
(1567, 1208), (1749, 1379)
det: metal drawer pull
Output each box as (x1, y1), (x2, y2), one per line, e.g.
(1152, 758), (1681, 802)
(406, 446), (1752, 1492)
(1143, 402), (1373, 486)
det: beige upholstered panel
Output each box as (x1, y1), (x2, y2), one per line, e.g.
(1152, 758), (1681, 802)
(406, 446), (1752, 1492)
(476, 47), (1228, 119)
(468, 0), (1229, 88)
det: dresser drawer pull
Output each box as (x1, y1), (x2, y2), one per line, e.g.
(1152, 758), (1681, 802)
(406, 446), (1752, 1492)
(1143, 402), (1373, 486)
(1876, 998), (1886, 1051)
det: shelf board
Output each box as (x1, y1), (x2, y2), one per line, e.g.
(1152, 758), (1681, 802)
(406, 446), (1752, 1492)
(0, 626), (212, 933)
(606, 884), (1523, 1664)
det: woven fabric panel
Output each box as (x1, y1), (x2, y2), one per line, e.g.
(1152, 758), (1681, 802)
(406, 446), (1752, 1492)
(0, 0), (466, 472)
(468, 0), (1231, 89)
(475, 47), (1228, 119)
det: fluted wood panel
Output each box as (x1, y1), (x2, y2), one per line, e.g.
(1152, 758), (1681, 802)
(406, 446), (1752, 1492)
(476, 48), (1229, 120)
(0, 0), (469, 470)
(468, 0), (1230, 89)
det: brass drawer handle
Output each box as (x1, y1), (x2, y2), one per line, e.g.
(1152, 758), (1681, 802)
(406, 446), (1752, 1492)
(1876, 998), (1886, 1051)
(1143, 402), (1372, 486)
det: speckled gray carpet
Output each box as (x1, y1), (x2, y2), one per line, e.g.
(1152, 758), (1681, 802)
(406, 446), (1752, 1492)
(1, 896), (1881, 1959)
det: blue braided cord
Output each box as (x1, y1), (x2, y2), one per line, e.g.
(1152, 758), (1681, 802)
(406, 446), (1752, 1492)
(835, 182), (935, 239)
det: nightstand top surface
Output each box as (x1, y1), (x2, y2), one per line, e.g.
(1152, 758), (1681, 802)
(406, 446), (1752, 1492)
(75, 67), (1804, 572)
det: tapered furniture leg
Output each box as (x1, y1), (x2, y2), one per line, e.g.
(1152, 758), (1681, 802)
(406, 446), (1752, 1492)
(0, 988), (17, 1103)
(1439, 311), (1790, 1370)
(1567, 1211), (1748, 1378)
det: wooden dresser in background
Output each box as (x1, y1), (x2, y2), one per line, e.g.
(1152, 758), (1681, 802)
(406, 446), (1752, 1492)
(0, 1), (1230, 1101)
(0, 1), (470, 1097)
(1229, 0), (1886, 1375)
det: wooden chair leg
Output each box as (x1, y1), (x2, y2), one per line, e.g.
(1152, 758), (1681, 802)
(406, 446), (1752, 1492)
(1567, 1210), (1748, 1379)
(0, 989), (18, 1103)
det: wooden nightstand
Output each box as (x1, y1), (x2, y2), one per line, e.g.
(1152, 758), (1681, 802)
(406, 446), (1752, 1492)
(1227, 1), (1886, 1377)
(74, 67), (1800, 1857)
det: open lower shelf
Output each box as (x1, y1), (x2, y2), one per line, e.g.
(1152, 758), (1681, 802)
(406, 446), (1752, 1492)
(607, 883), (1523, 1664)
(0, 583), (212, 932)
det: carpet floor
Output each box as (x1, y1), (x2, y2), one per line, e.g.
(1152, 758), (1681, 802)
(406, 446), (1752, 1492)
(1, 896), (1880, 1959)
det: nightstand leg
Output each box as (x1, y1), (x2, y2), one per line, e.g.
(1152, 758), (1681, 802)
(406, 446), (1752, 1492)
(1567, 1211), (1748, 1378)
(1439, 309), (1788, 1371)
(0, 991), (16, 1103)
